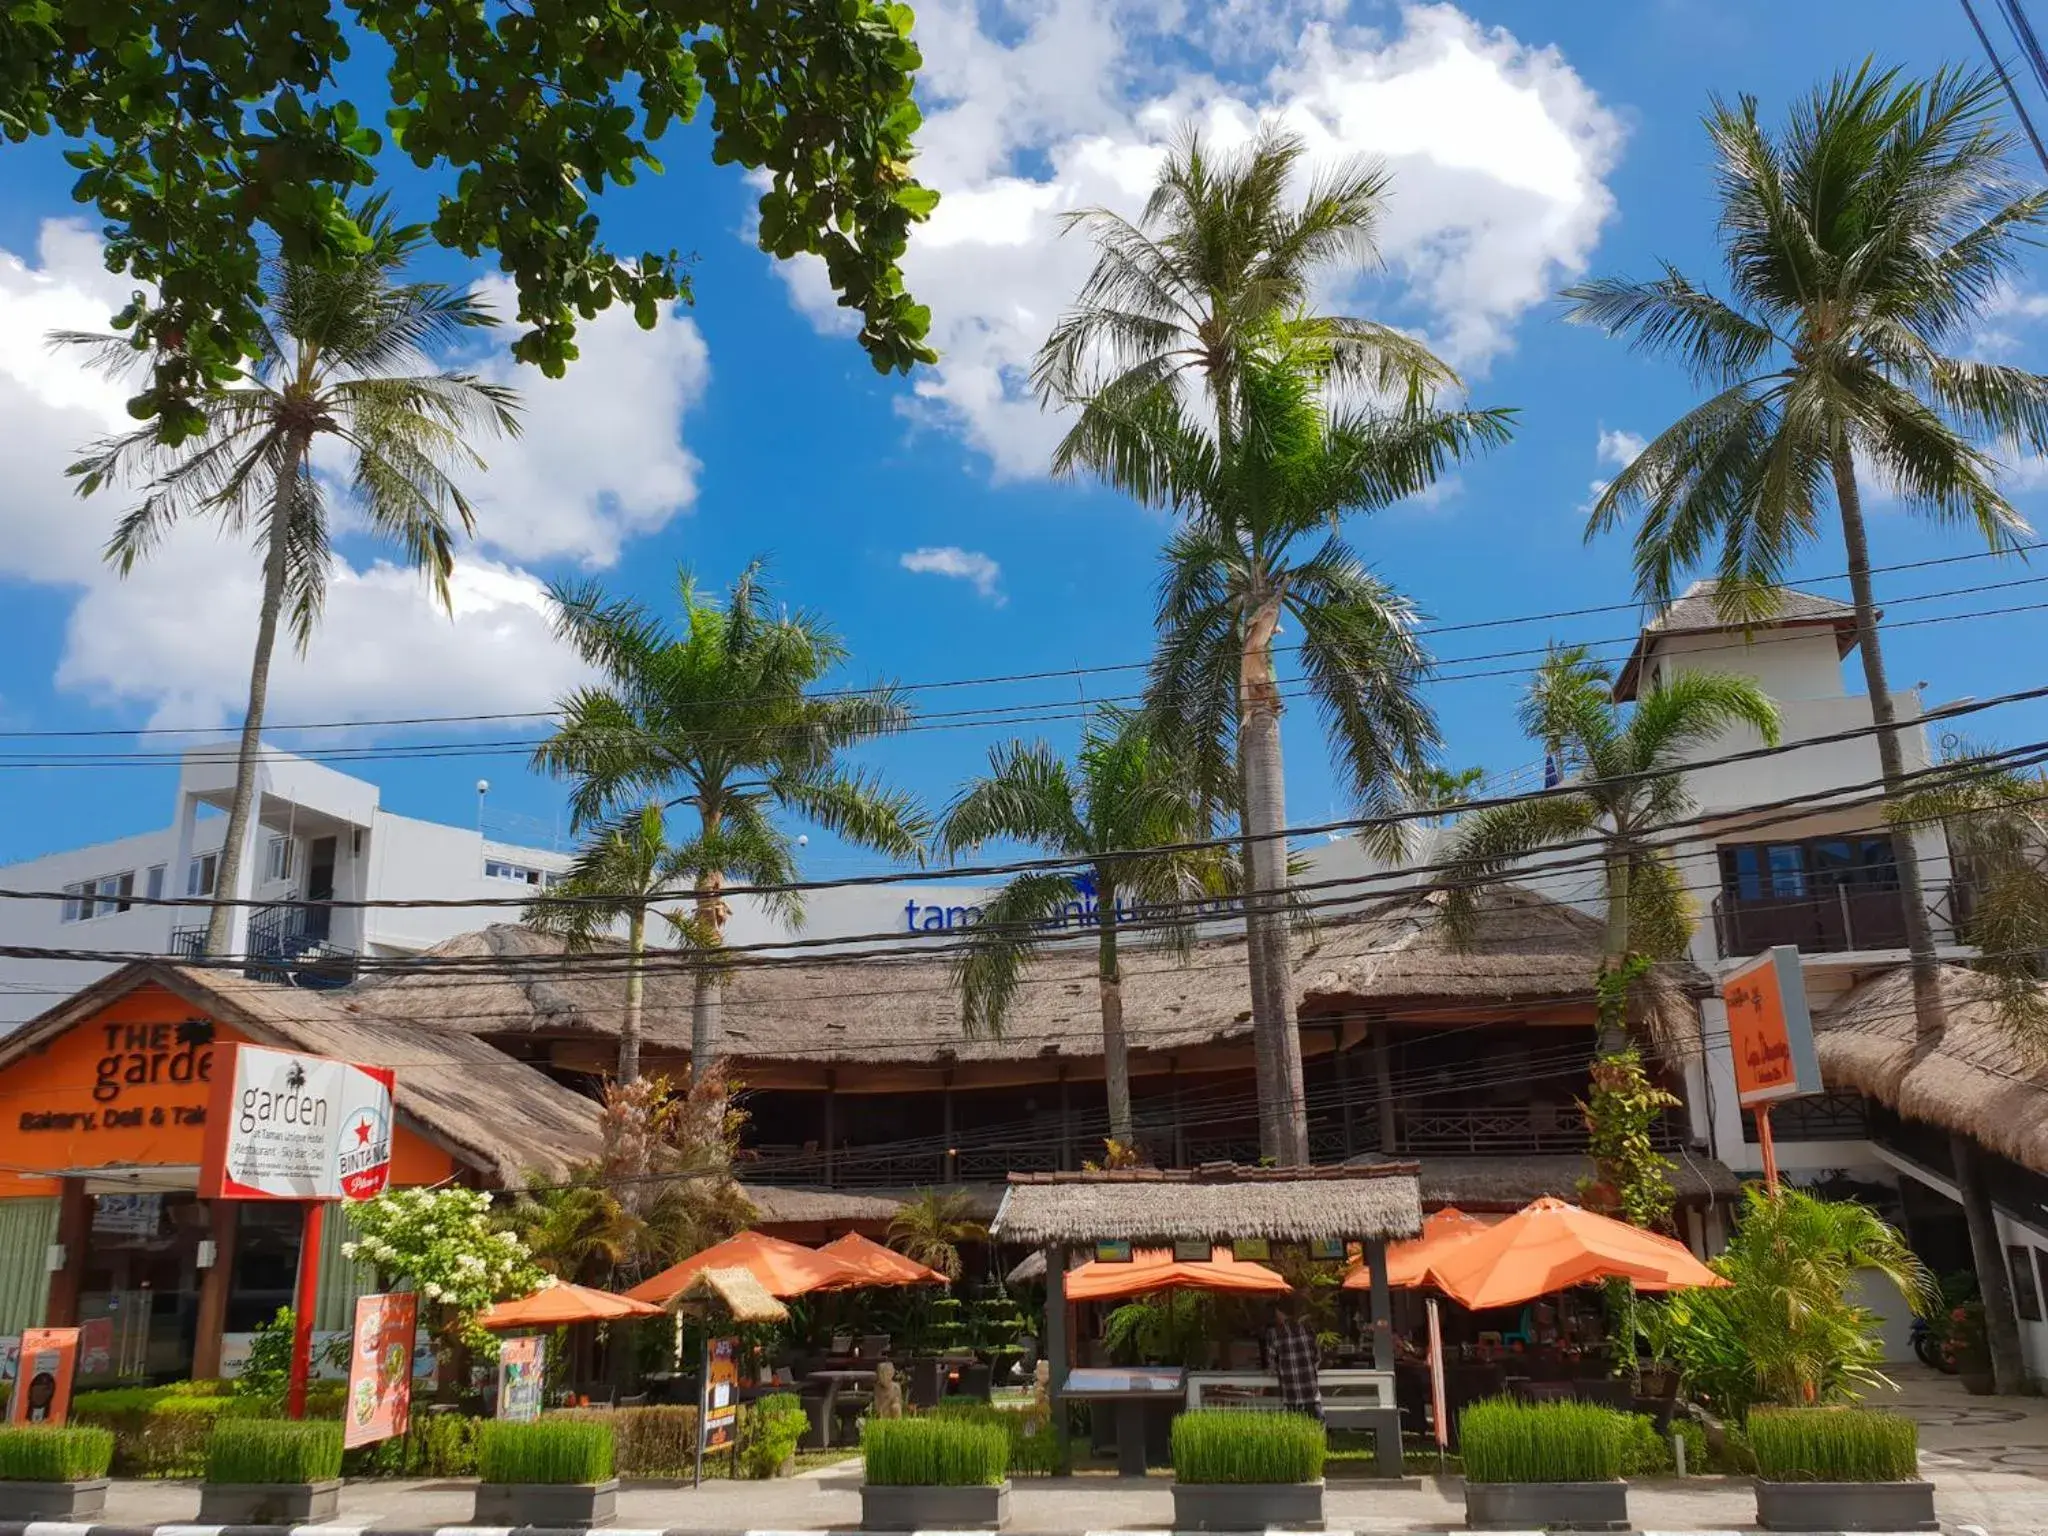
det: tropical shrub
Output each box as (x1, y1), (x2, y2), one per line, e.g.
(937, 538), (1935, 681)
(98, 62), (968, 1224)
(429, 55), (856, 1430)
(343, 1409), (483, 1478)
(1613, 1412), (1672, 1477)
(1170, 1409), (1325, 1484)
(345, 1187), (542, 1353)
(477, 1420), (615, 1485)
(1749, 1408), (1919, 1483)
(204, 1421), (344, 1484)
(1459, 1400), (1625, 1484)
(742, 1394), (808, 1479)
(862, 1417), (1008, 1486)
(0, 1426), (114, 1481)
(927, 1402), (1059, 1477)
(74, 1387), (240, 1478)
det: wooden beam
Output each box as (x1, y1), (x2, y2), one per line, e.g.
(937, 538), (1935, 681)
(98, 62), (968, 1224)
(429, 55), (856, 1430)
(1044, 1245), (1070, 1474)
(1364, 1236), (1393, 1370)
(1372, 1017), (1397, 1157)
(44, 1178), (90, 1328)
(191, 1200), (239, 1379)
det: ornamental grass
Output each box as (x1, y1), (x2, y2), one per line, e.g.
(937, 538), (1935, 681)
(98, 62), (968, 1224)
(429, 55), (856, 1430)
(862, 1417), (1008, 1486)
(203, 1421), (344, 1485)
(1749, 1407), (1919, 1483)
(1169, 1409), (1326, 1485)
(0, 1426), (114, 1482)
(476, 1419), (616, 1485)
(1458, 1398), (1625, 1485)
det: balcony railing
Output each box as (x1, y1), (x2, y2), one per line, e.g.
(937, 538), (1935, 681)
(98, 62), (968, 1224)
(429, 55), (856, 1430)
(243, 902), (356, 989)
(1712, 885), (1913, 957)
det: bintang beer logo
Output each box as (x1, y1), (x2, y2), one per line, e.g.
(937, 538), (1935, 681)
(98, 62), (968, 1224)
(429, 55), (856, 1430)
(338, 1103), (393, 1200)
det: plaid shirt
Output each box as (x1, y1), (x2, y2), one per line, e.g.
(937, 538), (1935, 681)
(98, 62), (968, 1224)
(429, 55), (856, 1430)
(1262, 1319), (1321, 1408)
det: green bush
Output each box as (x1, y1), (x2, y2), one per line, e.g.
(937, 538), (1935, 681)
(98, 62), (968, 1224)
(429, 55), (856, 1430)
(926, 1403), (1058, 1478)
(743, 1395), (808, 1480)
(862, 1417), (1008, 1487)
(1749, 1408), (1919, 1483)
(1672, 1418), (1706, 1475)
(1614, 1413), (1672, 1477)
(342, 1410), (483, 1478)
(477, 1419), (615, 1485)
(74, 1390), (239, 1478)
(204, 1421), (344, 1484)
(1169, 1409), (1326, 1485)
(1459, 1399), (1624, 1485)
(555, 1405), (695, 1478)
(0, 1426), (114, 1481)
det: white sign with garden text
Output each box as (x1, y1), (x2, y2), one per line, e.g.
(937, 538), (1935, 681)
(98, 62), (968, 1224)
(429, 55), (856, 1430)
(201, 1044), (396, 1201)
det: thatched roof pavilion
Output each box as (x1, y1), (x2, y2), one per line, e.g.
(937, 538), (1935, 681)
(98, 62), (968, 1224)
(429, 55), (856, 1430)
(675, 1265), (790, 1324)
(1815, 965), (2048, 1176)
(990, 1163), (1423, 1247)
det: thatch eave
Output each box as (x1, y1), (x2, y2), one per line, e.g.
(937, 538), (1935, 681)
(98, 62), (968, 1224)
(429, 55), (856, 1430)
(989, 1163), (1423, 1247)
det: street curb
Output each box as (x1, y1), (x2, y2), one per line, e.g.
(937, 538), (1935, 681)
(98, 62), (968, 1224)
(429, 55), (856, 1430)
(0, 1527), (1958, 1536)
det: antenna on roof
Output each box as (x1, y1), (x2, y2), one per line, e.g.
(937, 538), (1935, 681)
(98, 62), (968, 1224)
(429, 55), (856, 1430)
(476, 779), (490, 835)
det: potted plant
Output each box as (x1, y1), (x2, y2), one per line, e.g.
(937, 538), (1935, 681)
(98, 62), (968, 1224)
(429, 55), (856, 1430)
(197, 1420), (345, 1524)
(1750, 1407), (1933, 1531)
(860, 1415), (1010, 1530)
(1945, 1302), (1994, 1395)
(0, 1425), (114, 1519)
(1460, 1398), (1628, 1531)
(474, 1419), (618, 1528)
(1169, 1408), (1325, 1530)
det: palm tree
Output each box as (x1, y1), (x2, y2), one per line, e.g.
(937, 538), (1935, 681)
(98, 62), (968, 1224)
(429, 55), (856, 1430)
(500, 1177), (638, 1284)
(64, 200), (521, 955)
(887, 1189), (988, 1282)
(1034, 125), (1470, 1165)
(1441, 646), (1779, 1048)
(1407, 765), (1488, 825)
(525, 804), (699, 1082)
(532, 563), (929, 1068)
(1562, 62), (2048, 1393)
(935, 708), (1231, 1145)
(1113, 338), (1508, 1163)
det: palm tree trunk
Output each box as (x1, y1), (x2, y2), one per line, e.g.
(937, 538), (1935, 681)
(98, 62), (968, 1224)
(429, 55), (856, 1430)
(621, 903), (645, 1082)
(1238, 745), (1281, 1163)
(204, 454), (299, 956)
(1598, 852), (1632, 1054)
(691, 869), (725, 1073)
(1832, 444), (2023, 1389)
(1096, 873), (1134, 1149)
(1240, 591), (1309, 1166)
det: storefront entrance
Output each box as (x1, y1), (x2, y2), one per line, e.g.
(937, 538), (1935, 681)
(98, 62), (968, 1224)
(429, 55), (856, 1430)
(76, 1193), (206, 1384)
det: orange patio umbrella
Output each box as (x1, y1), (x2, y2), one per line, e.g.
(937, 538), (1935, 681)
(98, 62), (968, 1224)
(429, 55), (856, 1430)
(1427, 1197), (1728, 1311)
(1065, 1246), (1290, 1302)
(1343, 1207), (1504, 1292)
(627, 1230), (864, 1306)
(479, 1280), (662, 1331)
(818, 1231), (950, 1286)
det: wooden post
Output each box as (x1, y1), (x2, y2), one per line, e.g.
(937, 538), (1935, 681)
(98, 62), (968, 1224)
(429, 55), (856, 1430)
(1756, 1104), (1780, 1193)
(1043, 1245), (1070, 1473)
(822, 1071), (837, 1184)
(1334, 1028), (1355, 1158)
(1372, 1018), (1397, 1157)
(1364, 1236), (1393, 1370)
(44, 1178), (91, 1328)
(1057, 1068), (1073, 1171)
(943, 1074), (957, 1183)
(288, 1201), (325, 1419)
(192, 1201), (240, 1379)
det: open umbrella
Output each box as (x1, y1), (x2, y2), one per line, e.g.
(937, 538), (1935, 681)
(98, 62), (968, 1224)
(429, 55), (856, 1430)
(1427, 1197), (1728, 1311)
(479, 1280), (662, 1331)
(1342, 1207), (1504, 1292)
(627, 1230), (864, 1306)
(1065, 1246), (1290, 1301)
(818, 1231), (950, 1286)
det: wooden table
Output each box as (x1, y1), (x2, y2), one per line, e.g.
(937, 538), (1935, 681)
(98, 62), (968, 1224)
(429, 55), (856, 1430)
(803, 1369), (876, 1449)
(1060, 1367), (1186, 1477)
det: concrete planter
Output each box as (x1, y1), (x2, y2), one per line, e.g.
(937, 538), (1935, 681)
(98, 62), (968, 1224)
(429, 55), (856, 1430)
(0, 1477), (107, 1521)
(1755, 1477), (1937, 1531)
(197, 1478), (342, 1524)
(1172, 1479), (1325, 1530)
(861, 1478), (1011, 1530)
(1464, 1478), (1629, 1531)
(475, 1478), (620, 1528)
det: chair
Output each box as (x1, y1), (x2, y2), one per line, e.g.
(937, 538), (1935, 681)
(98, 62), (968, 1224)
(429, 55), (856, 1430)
(907, 1357), (945, 1409)
(618, 1393), (649, 1408)
(957, 1363), (993, 1402)
(830, 1334), (855, 1355)
(859, 1333), (891, 1360)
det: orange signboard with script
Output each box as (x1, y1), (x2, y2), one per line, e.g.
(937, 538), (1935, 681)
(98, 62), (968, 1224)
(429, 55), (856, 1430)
(11, 1328), (78, 1425)
(1721, 946), (1823, 1107)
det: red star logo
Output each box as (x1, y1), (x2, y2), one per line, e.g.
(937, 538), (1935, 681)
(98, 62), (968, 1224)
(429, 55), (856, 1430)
(355, 1120), (373, 1145)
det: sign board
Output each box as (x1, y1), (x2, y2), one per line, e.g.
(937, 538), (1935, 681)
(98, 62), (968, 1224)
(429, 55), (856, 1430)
(1093, 1240), (1133, 1263)
(497, 1336), (543, 1422)
(11, 1328), (78, 1425)
(1721, 946), (1823, 1107)
(1171, 1239), (1210, 1263)
(703, 1336), (739, 1449)
(1231, 1238), (1271, 1262)
(1308, 1238), (1346, 1262)
(77, 1317), (114, 1378)
(343, 1292), (418, 1449)
(199, 1044), (396, 1201)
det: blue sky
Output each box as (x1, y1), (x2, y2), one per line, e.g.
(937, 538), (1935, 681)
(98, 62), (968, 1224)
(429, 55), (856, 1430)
(1, 0), (2045, 872)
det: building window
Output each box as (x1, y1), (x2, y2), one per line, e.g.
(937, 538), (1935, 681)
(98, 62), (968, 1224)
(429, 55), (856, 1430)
(484, 859), (545, 886)
(97, 871), (134, 916)
(2010, 1246), (2044, 1323)
(60, 882), (88, 923)
(187, 853), (217, 897)
(62, 872), (133, 922)
(145, 864), (166, 901)
(264, 836), (294, 883)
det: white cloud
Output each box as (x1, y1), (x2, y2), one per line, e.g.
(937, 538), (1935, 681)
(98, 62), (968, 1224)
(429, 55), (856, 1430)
(772, 2), (1624, 478)
(900, 545), (1006, 604)
(1595, 428), (1647, 468)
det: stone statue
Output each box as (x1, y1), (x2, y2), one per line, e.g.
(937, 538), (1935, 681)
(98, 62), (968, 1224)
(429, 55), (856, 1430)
(872, 1359), (904, 1419)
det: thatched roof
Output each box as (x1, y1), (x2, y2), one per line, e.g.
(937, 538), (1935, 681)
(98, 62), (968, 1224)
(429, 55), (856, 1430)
(1815, 965), (2048, 1175)
(8, 963), (601, 1184)
(677, 1266), (789, 1323)
(347, 888), (1703, 1065)
(742, 1184), (1003, 1227)
(990, 1163), (1423, 1246)
(1615, 580), (1858, 700)
(1417, 1154), (1740, 1210)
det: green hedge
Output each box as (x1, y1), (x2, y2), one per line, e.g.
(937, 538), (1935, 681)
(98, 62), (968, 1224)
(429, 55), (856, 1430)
(926, 1402), (1058, 1478)
(0, 1426), (114, 1481)
(1170, 1409), (1326, 1485)
(205, 1421), (344, 1485)
(1750, 1408), (1919, 1483)
(342, 1410), (483, 1478)
(863, 1417), (1008, 1487)
(477, 1420), (616, 1485)
(1459, 1399), (1625, 1485)
(74, 1390), (240, 1479)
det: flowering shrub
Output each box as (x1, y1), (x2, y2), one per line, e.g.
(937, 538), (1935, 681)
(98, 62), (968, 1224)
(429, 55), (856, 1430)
(344, 1187), (542, 1351)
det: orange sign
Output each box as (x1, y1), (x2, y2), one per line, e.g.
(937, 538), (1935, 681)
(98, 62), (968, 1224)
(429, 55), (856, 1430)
(12, 1328), (79, 1425)
(343, 1293), (418, 1448)
(1722, 946), (1822, 1107)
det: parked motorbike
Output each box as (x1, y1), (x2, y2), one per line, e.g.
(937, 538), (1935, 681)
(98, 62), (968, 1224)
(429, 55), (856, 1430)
(1911, 1316), (1955, 1373)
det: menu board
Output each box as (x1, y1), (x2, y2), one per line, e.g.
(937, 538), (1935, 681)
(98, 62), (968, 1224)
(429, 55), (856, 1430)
(497, 1336), (543, 1422)
(343, 1293), (417, 1448)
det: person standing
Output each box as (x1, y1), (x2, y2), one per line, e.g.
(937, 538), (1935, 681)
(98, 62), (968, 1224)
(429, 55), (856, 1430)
(1263, 1301), (1323, 1421)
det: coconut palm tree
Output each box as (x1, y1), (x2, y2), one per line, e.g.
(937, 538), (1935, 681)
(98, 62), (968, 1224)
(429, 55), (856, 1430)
(1441, 645), (1779, 1048)
(935, 708), (1232, 1145)
(63, 199), (521, 955)
(1114, 337), (1509, 1163)
(524, 804), (698, 1082)
(1034, 124), (1471, 1163)
(532, 563), (929, 1069)
(1562, 62), (2048, 1392)
(500, 1177), (638, 1285)
(887, 1189), (987, 1282)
